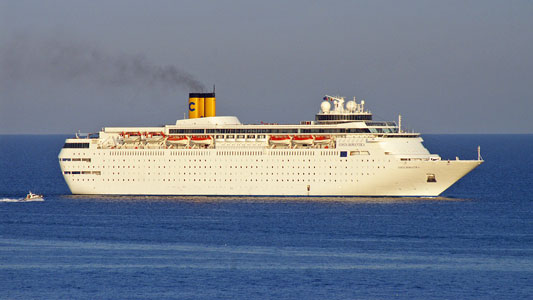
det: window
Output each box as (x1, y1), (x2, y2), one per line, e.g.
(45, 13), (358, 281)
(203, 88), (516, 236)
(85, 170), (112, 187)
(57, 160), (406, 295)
(427, 174), (437, 183)
(169, 129), (204, 134)
(315, 114), (372, 121)
(63, 143), (89, 148)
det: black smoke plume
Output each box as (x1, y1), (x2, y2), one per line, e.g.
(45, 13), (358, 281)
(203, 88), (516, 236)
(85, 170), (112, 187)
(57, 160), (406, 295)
(0, 35), (205, 92)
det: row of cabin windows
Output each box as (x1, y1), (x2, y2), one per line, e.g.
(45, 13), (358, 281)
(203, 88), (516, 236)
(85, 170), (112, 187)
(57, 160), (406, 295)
(98, 158), (369, 164)
(109, 151), (168, 156)
(84, 150), (346, 157)
(73, 176), (375, 183)
(171, 129), (299, 134)
(60, 158), (91, 162)
(63, 143), (90, 148)
(74, 163), (386, 170)
(216, 135), (267, 139)
(216, 151), (319, 156)
(65, 165), (386, 178)
(66, 165), (386, 176)
(102, 150), (369, 157)
(169, 128), (373, 134)
(301, 128), (370, 133)
(366, 121), (397, 126)
(97, 171), (381, 176)
(369, 128), (398, 133)
(315, 115), (372, 121)
(64, 171), (101, 175)
(63, 155), (387, 164)
(67, 157), (387, 165)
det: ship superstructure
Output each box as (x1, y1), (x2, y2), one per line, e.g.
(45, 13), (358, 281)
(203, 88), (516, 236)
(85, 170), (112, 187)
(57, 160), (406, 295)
(58, 93), (483, 196)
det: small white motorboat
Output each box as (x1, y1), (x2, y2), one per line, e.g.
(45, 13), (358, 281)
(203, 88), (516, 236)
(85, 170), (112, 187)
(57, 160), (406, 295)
(25, 191), (44, 201)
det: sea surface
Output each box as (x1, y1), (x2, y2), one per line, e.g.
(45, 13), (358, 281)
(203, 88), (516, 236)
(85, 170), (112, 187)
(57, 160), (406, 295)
(0, 134), (532, 299)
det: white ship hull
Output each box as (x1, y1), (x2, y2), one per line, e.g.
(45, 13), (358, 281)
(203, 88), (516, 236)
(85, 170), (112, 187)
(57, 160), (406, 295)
(59, 144), (481, 197)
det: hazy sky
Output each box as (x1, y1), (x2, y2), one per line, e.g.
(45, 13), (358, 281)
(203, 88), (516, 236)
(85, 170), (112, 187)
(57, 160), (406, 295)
(1, 0), (532, 134)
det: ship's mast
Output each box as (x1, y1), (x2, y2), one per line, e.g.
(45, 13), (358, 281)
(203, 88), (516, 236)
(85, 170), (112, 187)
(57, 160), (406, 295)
(398, 114), (402, 133)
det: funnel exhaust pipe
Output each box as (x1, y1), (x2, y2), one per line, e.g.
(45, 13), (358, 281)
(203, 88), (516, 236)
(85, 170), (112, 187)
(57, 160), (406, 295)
(188, 92), (215, 119)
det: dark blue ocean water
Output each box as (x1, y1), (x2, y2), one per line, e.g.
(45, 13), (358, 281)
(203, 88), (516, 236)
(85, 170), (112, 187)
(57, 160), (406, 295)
(1, 134), (532, 299)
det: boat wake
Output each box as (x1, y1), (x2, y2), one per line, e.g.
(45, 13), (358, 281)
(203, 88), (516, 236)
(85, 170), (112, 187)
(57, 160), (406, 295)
(0, 198), (44, 203)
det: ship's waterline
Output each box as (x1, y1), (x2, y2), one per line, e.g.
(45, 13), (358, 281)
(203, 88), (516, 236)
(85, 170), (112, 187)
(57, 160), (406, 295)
(58, 94), (482, 197)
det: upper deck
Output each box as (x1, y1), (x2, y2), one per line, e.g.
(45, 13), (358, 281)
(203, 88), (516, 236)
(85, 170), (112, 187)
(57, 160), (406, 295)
(64, 94), (420, 150)
(102, 117), (401, 135)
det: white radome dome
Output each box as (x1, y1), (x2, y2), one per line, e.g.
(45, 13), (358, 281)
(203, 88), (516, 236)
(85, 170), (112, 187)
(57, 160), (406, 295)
(345, 101), (356, 112)
(320, 101), (331, 113)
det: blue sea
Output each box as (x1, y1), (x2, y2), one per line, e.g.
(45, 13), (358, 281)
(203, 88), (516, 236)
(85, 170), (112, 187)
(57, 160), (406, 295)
(0, 134), (532, 299)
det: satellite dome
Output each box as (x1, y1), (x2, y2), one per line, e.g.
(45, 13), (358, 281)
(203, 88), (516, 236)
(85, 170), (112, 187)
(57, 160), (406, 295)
(320, 101), (331, 113)
(345, 101), (356, 112)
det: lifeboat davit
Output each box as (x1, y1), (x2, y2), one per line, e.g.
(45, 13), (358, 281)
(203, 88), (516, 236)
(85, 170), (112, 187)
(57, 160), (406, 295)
(145, 132), (166, 143)
(292, 135), (314, 145)
(269, 135), (292, 145)
(190, 135), (213, 145)
(121, 131), (142, 143)
(314, 135), (331, 144)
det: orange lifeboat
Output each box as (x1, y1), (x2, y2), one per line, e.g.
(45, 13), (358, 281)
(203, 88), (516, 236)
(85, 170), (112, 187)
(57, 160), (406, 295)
(269, 135), (292, 145)
(314, 135), (331, 144)
(292, 135), (314, 145)
(167, 135), (189, 146)
(190, 135), (213, 145)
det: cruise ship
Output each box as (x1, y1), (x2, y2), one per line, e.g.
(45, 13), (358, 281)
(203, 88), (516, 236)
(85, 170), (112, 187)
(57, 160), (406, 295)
(58, 92), (483, 196)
